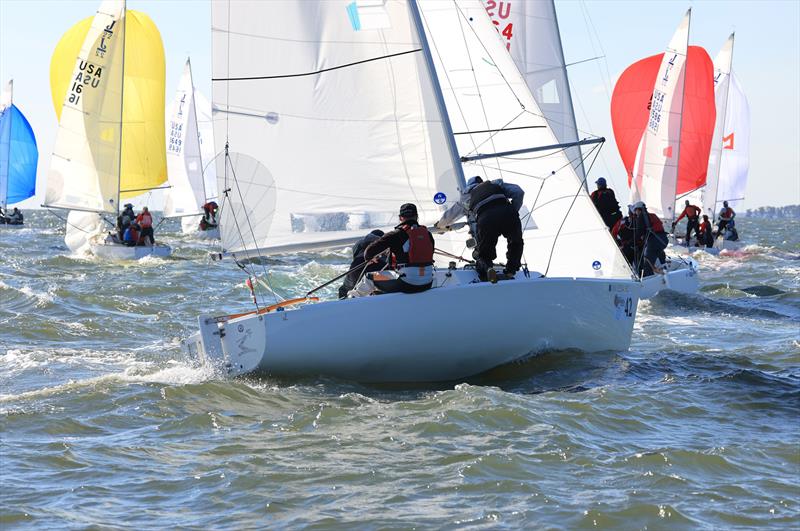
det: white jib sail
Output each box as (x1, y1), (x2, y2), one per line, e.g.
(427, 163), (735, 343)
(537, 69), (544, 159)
(212, 0), (460, 257)
(194, 89), (217, 200)
(629, 9), (690, 223)
(419, 0), (630, 279)
(46, 0), (125, 215)
(0, 79), (12, 209)
(164, 58), (207, 219)
(484, 0), (586, 184)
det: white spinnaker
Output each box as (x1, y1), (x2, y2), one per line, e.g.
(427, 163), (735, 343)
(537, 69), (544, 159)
(46, 0), (125, 215)
(630, 9), (690, 223)
(419, 0), (630, 279)
(700, 33), (733, 219)
(212, 0), (459, 256)
(0, 79), (12, 208)
(484, 0), (585, 183)
(164, 58), (206, 219)
(715, 71), (749, 212)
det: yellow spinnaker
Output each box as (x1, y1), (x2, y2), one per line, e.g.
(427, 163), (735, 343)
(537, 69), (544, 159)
(50, 10), (166, 200)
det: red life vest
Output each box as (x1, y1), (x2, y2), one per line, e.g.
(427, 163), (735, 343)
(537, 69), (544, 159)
(401, 224), (434, 266)
(137, 212), (153, 228)
(720, 207), (734, 220)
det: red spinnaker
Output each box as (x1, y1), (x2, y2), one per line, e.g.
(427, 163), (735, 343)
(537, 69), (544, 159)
(611, 46), (716, 195)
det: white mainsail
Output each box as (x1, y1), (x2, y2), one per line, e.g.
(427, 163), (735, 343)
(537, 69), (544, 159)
(630, 9), (690, 222)
(213, 0), (460, 257)
(164, 58), (207, 219)
(484, 0), (586, 184)
(46, 0), (125, 215)
(419, 0), (630, 279)
(703, 34), (749, 218)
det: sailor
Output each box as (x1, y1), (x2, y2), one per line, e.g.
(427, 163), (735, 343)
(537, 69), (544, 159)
(630, 201), (668, 277)
(717, 201), (736, 235)
(362, 203), (434, 294)
(698, 214), (714, 248)
(611, 205), (636, 264)
(722, 219), (739, 241)
(434, 175), (524, 282)
(672, 199), (702, 246)
(201, 201), (219, 230)
(123, 222), (140, 247)
(7, 207), (23, 225)
(338, 229), (386, 299)
(590, 177), (622, 230)
(136, 206), (155, 245)
(117, 203), (135, 240)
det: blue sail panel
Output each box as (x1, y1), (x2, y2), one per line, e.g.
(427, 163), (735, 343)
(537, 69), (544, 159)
(5, 104), (38, 205)
(0, 103), (10, 207)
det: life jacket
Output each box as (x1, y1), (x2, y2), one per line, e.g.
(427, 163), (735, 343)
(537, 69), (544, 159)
(720, 207), (734, 220)
(699, 220), (711, 234)
(400, 224), (434, 266)
(124, 227), (139, 242)
(137, 212), (153, 228)
(468, 181), (508, 216)
(679, 205), (701, 220)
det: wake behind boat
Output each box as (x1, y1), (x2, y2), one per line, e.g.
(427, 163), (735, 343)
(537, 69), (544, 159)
(183, 0), (641, 382)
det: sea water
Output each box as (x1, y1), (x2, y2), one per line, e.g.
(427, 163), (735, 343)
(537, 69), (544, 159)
(1, 213), (798, 528)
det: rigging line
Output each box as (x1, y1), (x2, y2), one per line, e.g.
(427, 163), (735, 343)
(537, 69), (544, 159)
(44, 208), (96, 235)
(579, 0), (613, 102)
(226, 154), (280, 305)
(453, 125), (546, 135)
(461, 110), (527, 159)
(543, 141), (604, 277)
(454, 2), (524, 109)
(212, 48), (422, 81)
(453, 1), (504, 179)
(417, 6), (493, 179)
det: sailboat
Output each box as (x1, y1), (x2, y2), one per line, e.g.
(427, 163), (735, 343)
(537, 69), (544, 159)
(163, 58), (219, 239)
(183, 0), (640, 383)
(483, 0), (587, 187)
(44, 0), (171, 259)
(699, 34), (750, 251)
(0, 80), (38, 227)
(610, 9), (715, 298)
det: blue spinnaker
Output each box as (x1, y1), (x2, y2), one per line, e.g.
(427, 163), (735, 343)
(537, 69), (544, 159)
(0, 104), (38, 206)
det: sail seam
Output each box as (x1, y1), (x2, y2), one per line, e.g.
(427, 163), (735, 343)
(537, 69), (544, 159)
(212, 48), (422, 81)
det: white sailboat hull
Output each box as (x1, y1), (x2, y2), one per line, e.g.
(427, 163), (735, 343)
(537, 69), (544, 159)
(640, 256), (699, 299)
(90, 241), (172, 260)
(184, 271), (640, 383)
(713, 238), (745, 251)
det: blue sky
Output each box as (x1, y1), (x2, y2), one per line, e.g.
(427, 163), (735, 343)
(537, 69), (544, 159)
(1, 0), (798, 210)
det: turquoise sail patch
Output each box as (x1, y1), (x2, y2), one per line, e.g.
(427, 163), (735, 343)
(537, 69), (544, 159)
(346, 2), (361, 31)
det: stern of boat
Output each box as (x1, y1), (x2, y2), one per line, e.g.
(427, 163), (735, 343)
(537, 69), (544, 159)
(183, 314), (265, 377)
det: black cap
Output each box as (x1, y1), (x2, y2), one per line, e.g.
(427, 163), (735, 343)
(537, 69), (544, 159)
(399, 203), (418, 218)
(369, 229), (385, 237)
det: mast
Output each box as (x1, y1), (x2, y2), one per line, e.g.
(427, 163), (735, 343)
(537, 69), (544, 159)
(710, 33), (735, 221)
(114, 0), (127, 216)
(187, 57), (208, 204)
(669, 8), (691, 225)
(408, 0), (467, 194)
(1, 80), (12, 210)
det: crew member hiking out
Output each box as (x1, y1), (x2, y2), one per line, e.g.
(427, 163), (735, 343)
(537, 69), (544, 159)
(717, 201), (736, 235)
(631, 201), (668, 277)
(361, 203), (434, 294)
(434, 176), (524, 283)
(338, 229), (387, 299)
(612, 205), (636, 265)
(590, 177), (622, 230)
(672, 199), (702, 246)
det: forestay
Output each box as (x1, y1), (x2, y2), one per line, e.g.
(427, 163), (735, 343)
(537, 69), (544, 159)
(418, 0), (630, 279)
(164, 58), (207, 218)
(483, 0), (586, 184)
(703, 34), (749, 217)
(0, 80), (38, 209)
(212, 0), (459, 256)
